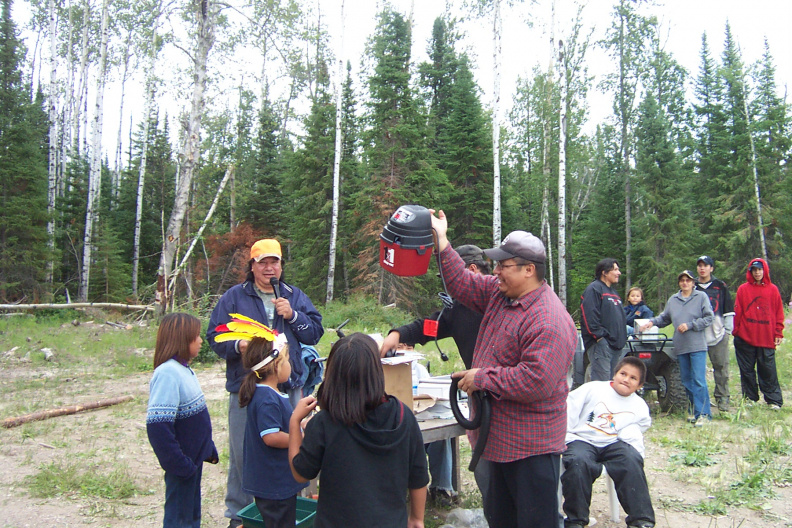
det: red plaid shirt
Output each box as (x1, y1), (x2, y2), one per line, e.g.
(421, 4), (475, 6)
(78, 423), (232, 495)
(440, 246), (576, 462)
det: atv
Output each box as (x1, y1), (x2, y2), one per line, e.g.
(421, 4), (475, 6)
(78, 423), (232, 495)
(571, 331), (688, 413)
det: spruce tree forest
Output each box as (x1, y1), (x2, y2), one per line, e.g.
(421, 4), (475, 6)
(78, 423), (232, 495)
(1, 0), (790, 321)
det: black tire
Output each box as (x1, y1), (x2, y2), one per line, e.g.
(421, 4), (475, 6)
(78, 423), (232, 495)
(656, 360), (687, 413)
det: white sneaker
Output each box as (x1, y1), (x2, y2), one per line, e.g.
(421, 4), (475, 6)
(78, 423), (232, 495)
(694, 415), (711, 427)
(768, 404), (781, 410)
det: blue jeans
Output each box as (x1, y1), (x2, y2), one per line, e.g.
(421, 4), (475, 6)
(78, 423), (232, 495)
(426, 439), (453, 491)
(678, 351), (711, 419)
(164, 464), (202, 528)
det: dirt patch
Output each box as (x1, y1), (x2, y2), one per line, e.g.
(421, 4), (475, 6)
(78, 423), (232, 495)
(1, 336), (791, 527)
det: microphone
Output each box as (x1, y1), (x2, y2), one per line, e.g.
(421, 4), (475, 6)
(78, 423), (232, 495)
(269, 277), (281, 299)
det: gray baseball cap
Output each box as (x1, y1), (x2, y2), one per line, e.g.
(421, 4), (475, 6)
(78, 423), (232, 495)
(484, 231), (546, 263)
(456, 244), (486, 265)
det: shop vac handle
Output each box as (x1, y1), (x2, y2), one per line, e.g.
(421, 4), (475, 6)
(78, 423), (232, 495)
(450, 377), (491, 472)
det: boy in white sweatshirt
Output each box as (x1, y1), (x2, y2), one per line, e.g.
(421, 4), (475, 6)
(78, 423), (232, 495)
(561, 357), (655, 528)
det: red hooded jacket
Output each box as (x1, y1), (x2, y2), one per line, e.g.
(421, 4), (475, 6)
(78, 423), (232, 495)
(732, 258), (784, 349)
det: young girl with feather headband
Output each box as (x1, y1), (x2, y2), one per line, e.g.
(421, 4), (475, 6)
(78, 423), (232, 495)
(214, 315), (307, 528)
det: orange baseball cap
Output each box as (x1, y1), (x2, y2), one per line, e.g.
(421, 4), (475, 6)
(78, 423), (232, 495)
(250, 239), (282, 262)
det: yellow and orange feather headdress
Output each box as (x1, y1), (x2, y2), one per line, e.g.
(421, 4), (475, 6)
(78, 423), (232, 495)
(213, 313), (288, 371)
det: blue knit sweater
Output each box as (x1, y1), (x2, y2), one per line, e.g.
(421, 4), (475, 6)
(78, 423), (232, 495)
(146, 359), (217, 478)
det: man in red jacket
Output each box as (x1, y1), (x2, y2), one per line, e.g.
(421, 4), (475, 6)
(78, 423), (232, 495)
(732, 258), (784, 409)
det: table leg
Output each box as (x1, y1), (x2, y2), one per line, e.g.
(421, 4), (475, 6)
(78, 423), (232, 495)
(451, 436), (460, 492)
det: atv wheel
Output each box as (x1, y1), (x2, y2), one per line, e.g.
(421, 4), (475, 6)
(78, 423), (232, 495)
(656, 360), (687, 413)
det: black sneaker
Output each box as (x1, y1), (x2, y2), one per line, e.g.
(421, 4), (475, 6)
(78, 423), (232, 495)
(429, 487), (458, 508)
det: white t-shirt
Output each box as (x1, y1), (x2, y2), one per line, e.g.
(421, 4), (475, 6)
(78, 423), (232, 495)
(566, 381), (651, 457)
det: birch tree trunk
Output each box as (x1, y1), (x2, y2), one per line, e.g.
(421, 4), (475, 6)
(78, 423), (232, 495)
(156, 0), (219, 312)
(74, 0), (90, 159)
(113, 31), (133, 203)
(491, 0), (502, 245)
(169, 164), (234, 292)
(326, 0), (344, 303)
(132, 5), (162, 297)
(558, 40), (568, 306)
(78, 0), (109, 302)
(46, 0), (58, 286)
(59, 0), (75, 196)
(743, 92), (768, 260)
(540, 0), (554, 290)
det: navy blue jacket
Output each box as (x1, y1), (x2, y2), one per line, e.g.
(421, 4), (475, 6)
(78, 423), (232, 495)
(207, 280), (324, 392)
(624, 302), (654, 327)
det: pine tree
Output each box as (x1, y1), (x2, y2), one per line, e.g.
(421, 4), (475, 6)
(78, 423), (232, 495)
(691, 33), (729, 248)
(286, 60), (336, 301)
(749, 41), (792, 293)
(0, 0), (49, 302)
(633, 92), (691, 306)
(354, 8), (447, 312)
(712, 23), (761, 282)
(240, 98), (286, 234)
(419, 18), (493, 248)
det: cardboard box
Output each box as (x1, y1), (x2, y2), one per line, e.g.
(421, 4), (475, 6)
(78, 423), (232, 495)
(382, 362), (413, 409)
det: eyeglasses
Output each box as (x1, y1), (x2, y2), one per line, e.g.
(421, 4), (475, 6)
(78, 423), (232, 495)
(495, 262), (524, 271)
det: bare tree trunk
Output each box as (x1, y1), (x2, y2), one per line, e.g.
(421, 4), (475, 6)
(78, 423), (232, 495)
(326, 0), (345, 303)
(46, 0), (58, 287)
(743, 92), (768, 260)
(558, 40), (568, 307)
(491, 0), (502, 246)
(169, 164), (234, 293)
(2, 396), (134, 429)
(79, 0), (109, 302)
(132, 5), (163, 298)
(156, 0), (219, 313)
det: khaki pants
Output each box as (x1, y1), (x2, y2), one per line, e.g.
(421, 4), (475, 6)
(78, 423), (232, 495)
(707, 335), (730, 403)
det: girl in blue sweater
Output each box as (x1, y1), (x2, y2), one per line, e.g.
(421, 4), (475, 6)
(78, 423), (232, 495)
(147, 313), (218, 528)
(239, 333), (307, 528)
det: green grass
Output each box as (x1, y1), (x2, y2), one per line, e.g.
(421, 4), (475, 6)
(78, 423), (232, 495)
(24, 461), (148, 500)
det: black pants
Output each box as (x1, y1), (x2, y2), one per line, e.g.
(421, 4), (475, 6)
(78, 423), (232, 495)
(561, 440), (654, 528)
(254, 495), (297, 528)
(733, 335), (783, 406)
(480, 453), (560, 528)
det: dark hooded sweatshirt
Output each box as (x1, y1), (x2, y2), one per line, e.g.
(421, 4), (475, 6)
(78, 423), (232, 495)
(733, 258), (784, 349)
(291, 396), (429, 528)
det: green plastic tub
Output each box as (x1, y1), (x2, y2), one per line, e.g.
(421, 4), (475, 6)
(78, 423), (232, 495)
(237, 497), (318, 528)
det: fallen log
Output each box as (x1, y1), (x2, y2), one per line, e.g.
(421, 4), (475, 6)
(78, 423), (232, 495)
(2, 395), (134, 429)
(0, 302), (154, 312)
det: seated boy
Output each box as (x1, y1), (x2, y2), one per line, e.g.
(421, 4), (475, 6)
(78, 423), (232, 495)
(561, 356), (655, 528)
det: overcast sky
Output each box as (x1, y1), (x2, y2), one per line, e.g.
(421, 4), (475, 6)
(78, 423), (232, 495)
(13, 0), (792, 164)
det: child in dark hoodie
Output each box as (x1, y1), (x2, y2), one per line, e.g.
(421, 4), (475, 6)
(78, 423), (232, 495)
(733, 258), (784, 408)
(288, 333), (429, 528)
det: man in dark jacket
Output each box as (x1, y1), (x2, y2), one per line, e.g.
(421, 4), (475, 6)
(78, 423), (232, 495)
(695, 255), (735, 411)
(733, 258), (784, 409)
(380, 244), (490, 505)
(207, 238), (324, 528)
(580, 258), (628, 382)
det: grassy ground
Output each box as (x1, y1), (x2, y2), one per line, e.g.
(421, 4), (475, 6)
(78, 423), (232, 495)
(1, 304), (792, 527)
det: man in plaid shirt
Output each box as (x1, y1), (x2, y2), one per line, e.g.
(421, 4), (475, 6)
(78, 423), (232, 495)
(431, 210), (577, 528)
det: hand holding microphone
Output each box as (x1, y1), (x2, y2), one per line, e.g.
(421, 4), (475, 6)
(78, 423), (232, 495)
(270, 277), (294, 320)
